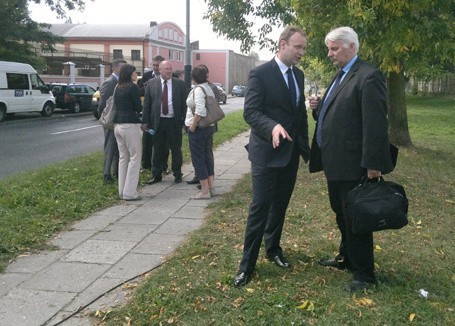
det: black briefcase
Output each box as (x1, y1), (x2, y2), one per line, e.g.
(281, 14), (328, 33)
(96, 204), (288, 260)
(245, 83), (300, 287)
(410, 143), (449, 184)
(347, 176), (409, 235)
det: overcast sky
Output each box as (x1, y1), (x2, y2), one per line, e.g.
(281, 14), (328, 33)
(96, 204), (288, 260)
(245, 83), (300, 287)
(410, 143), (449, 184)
(29, 0), (276, 60)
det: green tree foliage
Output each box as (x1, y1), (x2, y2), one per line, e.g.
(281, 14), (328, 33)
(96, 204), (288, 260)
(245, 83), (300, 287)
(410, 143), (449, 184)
(205, 0), (455, 147)
(0, 0), (85, 66)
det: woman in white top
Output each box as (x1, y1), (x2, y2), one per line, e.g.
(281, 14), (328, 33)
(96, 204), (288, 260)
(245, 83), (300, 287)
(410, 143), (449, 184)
(185, 65), (216, 199)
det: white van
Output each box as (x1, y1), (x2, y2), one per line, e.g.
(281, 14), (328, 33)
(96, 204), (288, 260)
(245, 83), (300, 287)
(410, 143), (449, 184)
(0, 61), (55, 122)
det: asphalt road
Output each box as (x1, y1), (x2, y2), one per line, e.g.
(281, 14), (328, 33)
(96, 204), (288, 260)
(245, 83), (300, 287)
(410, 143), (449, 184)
(0, 96), (245, 180)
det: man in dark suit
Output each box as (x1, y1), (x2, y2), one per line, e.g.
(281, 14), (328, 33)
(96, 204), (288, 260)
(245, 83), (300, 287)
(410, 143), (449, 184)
(233, 26), (312, 287)
(141, 60), (187, 184)
(308, 27), (394, 292)
(99, 58), (126, 183)
(139, 55), (165, 171)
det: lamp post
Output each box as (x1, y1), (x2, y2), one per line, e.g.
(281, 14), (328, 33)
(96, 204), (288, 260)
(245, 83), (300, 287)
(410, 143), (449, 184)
(184, 0), (192, 91)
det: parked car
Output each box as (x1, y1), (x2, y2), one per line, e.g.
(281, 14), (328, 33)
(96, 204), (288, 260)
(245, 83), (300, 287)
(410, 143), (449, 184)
(216, 85), (227, 104)
(50, 83), (97, 113)
(231, 85), (247, 97)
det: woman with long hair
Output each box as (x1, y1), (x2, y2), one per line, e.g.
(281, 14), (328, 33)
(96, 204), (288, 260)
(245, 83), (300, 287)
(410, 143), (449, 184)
(185, 65), (216, 199)
(113, 64), (143, 201)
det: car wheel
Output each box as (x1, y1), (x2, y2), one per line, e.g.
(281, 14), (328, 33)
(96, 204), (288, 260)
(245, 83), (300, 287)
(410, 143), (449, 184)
(0, 106), (6, 122)
(71, 102), (81, 113)
(40, 102), (54, 117)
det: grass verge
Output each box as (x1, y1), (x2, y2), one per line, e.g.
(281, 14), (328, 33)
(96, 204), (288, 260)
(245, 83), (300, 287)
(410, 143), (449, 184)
(0, 110), (249, 272)
(99, 96), (455, 325)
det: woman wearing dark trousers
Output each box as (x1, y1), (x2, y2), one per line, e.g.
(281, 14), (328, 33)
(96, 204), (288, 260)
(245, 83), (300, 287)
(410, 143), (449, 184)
(113, 64), (143, 201)
(185, 65), (216, 199)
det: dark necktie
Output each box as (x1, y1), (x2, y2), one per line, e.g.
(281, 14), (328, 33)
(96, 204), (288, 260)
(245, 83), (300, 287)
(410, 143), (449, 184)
(287, 68), (297, 108)
(162, 80), (168, 115)
(316, 70), (345, 147)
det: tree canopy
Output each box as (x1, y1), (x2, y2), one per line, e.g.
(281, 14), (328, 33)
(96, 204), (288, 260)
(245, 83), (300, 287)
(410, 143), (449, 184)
(205, 0), (455, 146)
(0, 0), (85, 66)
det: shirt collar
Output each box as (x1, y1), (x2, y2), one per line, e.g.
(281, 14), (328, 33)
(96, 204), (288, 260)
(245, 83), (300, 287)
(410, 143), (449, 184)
(341, 55), (358, 74)
(275, 56), (293, 75)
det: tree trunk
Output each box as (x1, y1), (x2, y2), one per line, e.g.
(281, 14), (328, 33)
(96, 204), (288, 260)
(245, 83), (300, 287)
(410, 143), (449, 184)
(387, 71), (413, 147)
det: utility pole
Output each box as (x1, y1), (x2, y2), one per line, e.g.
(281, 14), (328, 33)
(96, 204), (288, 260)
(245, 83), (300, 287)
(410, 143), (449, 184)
(184, 0), (192, 91)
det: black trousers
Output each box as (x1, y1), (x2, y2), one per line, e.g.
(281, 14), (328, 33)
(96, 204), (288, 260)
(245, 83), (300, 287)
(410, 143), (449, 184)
(238, 147), (300, 274)
(152, 118), (182, 178)
(327, 180), (375, 283)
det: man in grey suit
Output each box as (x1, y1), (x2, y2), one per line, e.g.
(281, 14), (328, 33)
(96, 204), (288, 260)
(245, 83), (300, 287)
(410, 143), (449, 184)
(99, 58), (126, 183)
(233, 26), (313, 287)
(309, 27), (394, 292)
(141, 61), (187, 184)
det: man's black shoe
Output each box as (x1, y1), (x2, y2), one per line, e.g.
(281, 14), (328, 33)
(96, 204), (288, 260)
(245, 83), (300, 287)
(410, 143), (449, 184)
(186, 176), (199, 185)
(233, 272), (251, 287)
(349, 280), (375, 292)
(318, 256), (347, 270)
(268, 255), (291, 269)
(174, 175), (183, 183)
(147, 177), (162, 185)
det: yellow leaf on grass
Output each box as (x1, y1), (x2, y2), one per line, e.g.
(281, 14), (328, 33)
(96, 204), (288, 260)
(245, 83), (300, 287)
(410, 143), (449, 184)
(409, 313), (416, 322)
(297, 300), (314, 311)
(416, 220), (422, 225)
(246, 288), (255, 293)
(191, 255), (200, 260)
(374, 245), (383, 252)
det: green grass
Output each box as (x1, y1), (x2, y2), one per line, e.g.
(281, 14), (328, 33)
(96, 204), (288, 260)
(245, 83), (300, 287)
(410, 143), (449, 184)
(0, 110), (249, 272)
(98, 96), (455, 325)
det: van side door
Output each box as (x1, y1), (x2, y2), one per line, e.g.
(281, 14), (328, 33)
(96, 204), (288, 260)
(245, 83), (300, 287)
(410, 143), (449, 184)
(30, 74), (50, 111)
(6, 73), (32, 112)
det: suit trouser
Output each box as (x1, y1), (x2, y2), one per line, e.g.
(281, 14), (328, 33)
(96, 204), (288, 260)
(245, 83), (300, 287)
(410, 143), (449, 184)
(114, 124), (143, 199)
(103, 128), (119, 177)
(239, 147), (300, 274)
(327, 180), (376, 283)
(141, 132), (154, 170)
(152, 118), (182, 178)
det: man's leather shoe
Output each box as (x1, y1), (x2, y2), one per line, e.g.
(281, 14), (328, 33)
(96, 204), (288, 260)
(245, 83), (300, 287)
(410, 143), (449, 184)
(174, 175), (182, 183)
(186, 176), (199, 185)
(233, 272), (251, 287)
(318, 256), (347, 270)
(147, 177), (162, 185)
(349, 280), (375, 292)
(268, 255), (291, 269)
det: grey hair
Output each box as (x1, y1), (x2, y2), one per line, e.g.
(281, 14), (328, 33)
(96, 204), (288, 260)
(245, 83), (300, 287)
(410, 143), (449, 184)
(325, 27), (359, 52)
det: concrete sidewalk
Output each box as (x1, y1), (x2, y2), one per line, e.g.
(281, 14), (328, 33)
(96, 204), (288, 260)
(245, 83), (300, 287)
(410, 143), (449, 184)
(0, 131), (251, 326)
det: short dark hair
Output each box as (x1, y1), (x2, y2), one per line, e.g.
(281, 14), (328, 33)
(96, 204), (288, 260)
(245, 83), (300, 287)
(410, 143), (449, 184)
(118, 64), (136, 86)
(152, 55), (165, 62)
(279, 26), (307, 44)
(191, 65), (208, 84)
(112, 58), (127, 68)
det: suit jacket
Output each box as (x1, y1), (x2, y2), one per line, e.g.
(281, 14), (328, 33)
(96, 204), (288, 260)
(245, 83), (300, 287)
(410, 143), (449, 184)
(98, 74), (118, 116)
(244, 58), (310, 168)
(309, 58), (394, 180)
(141, 77), (187, 132)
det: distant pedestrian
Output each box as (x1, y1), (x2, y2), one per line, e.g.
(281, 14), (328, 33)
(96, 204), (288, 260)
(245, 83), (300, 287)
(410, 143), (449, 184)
(141, 61), (188, 184)
(113, 64), (143, 201)
(99, 58), (126, 184)
(185, 65), (216, 199)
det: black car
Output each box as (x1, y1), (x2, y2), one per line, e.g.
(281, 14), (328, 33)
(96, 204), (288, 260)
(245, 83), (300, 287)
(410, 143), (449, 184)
(50, 83), (97, 113)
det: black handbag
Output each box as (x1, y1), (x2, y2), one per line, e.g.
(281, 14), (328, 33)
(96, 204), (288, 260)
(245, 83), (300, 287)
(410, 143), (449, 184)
(347, 176), (409, 235)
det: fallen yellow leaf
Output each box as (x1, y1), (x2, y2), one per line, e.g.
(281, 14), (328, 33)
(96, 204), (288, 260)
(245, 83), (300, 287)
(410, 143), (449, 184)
(246, 288), (255, 293)
(297, 300), (309, 309)
(409, 313), (416, 322)
(191, 255), (200, 260)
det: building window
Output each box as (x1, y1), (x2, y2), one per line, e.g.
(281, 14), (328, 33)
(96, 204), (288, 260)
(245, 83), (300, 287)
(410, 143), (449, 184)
(164, 28), (169, 39)
(113, 49), (123, 59)
(131, 50), (141, 61)
(169, 49), (174, 60)
(196, 53), (201, 60)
